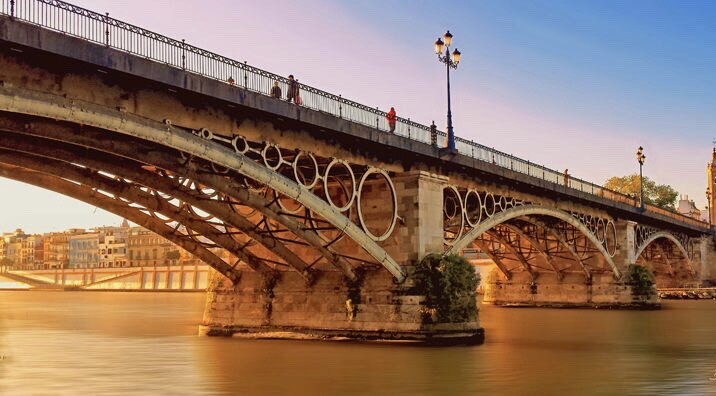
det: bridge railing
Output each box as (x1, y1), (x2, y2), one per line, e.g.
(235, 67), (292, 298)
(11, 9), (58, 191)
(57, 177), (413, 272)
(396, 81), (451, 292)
(0, 0), (709, 230)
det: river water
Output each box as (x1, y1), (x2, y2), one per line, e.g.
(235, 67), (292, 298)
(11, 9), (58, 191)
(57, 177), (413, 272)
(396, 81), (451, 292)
(0, 291), (715, 395)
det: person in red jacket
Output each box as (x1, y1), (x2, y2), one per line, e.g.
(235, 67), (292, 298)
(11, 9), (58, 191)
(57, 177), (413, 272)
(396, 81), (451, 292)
(386, 107), (397, 133)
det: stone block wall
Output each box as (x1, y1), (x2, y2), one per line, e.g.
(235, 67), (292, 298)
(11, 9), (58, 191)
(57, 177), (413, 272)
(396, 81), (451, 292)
(201, 268), (483, 343)
(483, 270), (659, 308)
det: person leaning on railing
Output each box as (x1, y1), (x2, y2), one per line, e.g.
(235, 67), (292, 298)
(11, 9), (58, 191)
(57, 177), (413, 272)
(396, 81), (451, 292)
(270, 81), (282, 99)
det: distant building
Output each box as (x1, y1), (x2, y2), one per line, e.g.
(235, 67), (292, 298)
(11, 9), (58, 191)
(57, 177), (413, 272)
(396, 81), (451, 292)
(68, 232), (99, 268)
(2, 219), (208, 269)
(0, 229), (44, 269)
(21, 234), (44, 269)
(97, 225), (128, 268)
(43, 229), (85, 269)
(676, 195), (702, 219)
(127, 227), (176, 267)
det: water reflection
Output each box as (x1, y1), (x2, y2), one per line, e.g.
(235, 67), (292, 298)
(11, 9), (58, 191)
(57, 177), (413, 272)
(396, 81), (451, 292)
(1, 291), (715, 395)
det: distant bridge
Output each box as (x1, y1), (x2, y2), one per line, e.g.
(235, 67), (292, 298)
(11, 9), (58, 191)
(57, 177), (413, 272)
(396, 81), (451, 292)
(0, 0), (713, 343)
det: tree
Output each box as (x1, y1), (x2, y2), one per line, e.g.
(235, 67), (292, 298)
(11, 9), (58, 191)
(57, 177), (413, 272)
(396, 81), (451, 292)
(604, 174), (679, 210)
(165, 250), (181, 260)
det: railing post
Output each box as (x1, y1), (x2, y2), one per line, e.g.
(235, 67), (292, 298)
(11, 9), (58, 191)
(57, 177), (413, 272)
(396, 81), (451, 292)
(430, 121), (437, 147)
(10, 0), (14, 18)
(104, 13), (110, 47)
(243, 61), (248, 89)
(376, 107), (379, 130)
(527, 160), (530, 176)
(471, 140), (475, 158)
(407, 118), (411, 139)
(181, 39), (186, 70)
(338, 95), (342, 119)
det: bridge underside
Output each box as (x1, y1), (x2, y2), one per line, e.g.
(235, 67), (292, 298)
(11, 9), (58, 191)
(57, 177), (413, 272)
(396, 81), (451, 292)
(0, 107), (483, 343)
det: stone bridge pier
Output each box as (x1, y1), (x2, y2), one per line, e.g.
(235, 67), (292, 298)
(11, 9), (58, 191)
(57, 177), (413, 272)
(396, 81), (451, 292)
(472, 213), (709, 307)
(200, 171), (483, 343)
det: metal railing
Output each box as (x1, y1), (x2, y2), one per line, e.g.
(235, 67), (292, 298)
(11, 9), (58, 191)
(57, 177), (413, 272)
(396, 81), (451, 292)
(0, 0), (708, 229)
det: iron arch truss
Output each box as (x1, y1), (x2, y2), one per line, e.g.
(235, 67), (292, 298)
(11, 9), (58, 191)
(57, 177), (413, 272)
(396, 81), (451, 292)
(0, 87), (407, 282)
(634, 229), (696, 280)
(446, 204), (621, 280)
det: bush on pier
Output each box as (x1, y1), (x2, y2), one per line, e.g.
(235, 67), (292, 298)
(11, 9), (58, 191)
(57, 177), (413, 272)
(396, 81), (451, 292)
(414, 254), (480, 323)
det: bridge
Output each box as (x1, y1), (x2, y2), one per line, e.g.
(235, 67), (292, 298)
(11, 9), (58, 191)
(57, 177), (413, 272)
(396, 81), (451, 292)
(0, 0), (713, 344)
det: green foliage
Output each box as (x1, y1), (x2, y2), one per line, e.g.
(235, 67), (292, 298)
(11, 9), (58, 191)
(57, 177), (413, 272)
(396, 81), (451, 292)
(625, 264), (656, 298)
(343, 269), (365, 321)
(261, 272), (281, 319)
(165, 250), (181, 260)
(413, 253), (480, 323)
(604, 174), (678, 210)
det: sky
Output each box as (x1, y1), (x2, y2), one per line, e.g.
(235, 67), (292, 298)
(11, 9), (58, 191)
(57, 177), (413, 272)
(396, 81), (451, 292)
(2, 0), (716, 233)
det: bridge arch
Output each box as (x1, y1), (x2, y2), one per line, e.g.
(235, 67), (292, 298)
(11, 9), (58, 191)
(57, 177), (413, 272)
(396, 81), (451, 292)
(0, 162), (242, 282)
(634, 231), (695, 284)
(635, 231), (691, 263)
(0, 88), (406, 282)
(446, 204), (621, 279)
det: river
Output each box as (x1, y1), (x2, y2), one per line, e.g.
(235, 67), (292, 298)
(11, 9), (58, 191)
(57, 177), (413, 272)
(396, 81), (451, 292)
(0, 291), (714, 395)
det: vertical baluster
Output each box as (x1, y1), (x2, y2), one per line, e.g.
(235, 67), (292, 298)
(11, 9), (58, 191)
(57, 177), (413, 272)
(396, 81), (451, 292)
(104, 12), (109, 46)
(243, 61), (248, 89)
(181, 39), (186, 70)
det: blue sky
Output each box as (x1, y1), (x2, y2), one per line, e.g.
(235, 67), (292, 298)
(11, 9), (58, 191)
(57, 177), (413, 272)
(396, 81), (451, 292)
(2, 0), (716, 232)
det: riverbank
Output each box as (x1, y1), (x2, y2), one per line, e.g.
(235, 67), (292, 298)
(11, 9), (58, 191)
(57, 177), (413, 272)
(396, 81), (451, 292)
(0, 265), (210, 291)
(658, 287), (716, 300)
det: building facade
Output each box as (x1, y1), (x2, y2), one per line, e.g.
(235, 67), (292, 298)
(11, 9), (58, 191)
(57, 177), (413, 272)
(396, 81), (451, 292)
(0, 229), (43, 269)
(677, 195), (702, 219)
(127, 227), (177, 267)
(68, 232), (99, 268)
(97, 226), (128, 268)
(43, 229), (84, 269)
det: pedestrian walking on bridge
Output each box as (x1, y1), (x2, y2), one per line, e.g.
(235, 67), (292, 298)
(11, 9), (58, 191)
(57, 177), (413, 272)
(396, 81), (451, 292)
(287, 75), (300, 105)
(386, 107), (397, 133)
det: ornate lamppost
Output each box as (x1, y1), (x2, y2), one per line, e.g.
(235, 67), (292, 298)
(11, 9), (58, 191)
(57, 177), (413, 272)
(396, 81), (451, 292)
(636, 146), (646, 212)
(706, 189), (712, 226)
(434, 30), (461, 153)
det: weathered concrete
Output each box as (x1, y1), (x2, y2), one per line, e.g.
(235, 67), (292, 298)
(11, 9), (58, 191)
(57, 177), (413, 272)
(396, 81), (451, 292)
(483, 270), (659, 309)
(200, 269), (483, 344)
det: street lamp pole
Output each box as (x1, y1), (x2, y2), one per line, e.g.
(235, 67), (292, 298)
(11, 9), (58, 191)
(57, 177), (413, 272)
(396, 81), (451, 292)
(434, 31), (461, 153)
(707, 189), (712, 227)
(636, 146), (646, 212)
